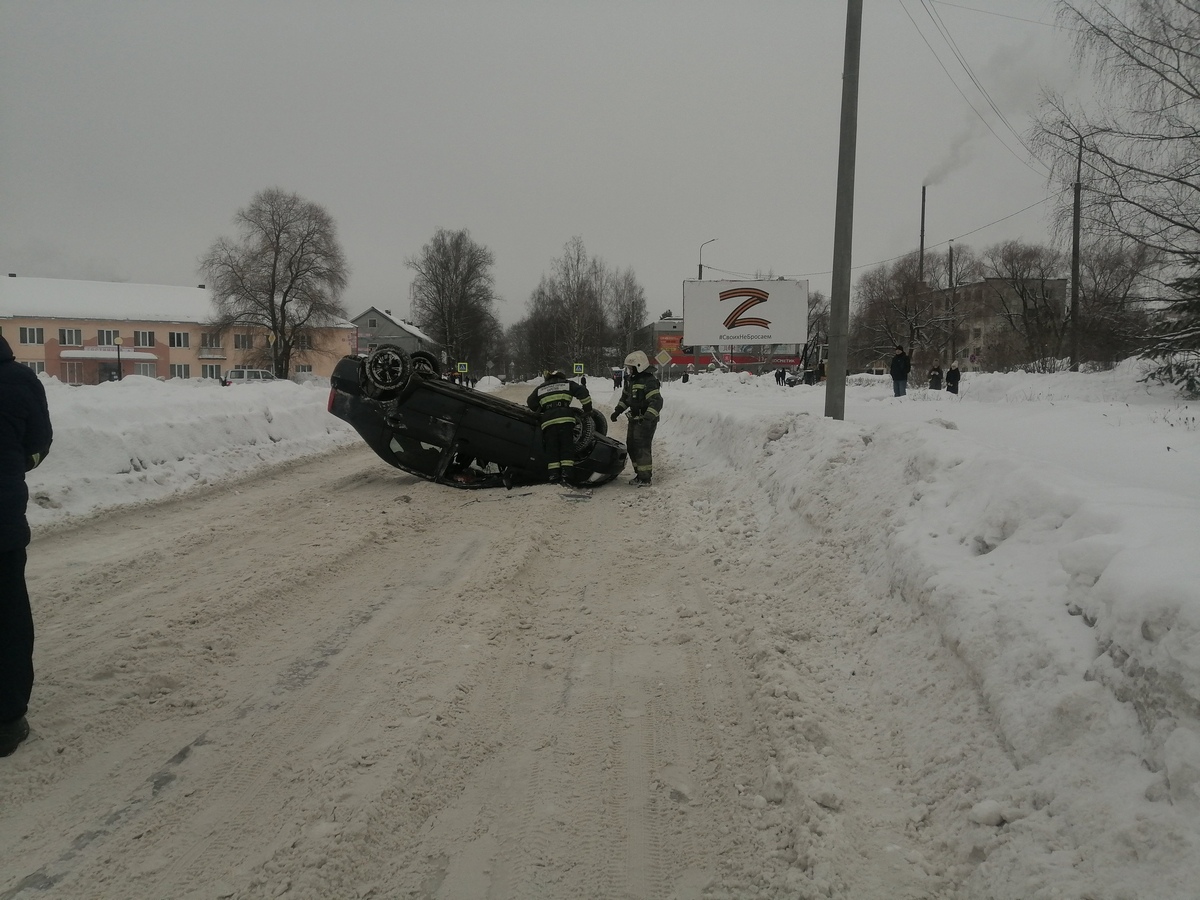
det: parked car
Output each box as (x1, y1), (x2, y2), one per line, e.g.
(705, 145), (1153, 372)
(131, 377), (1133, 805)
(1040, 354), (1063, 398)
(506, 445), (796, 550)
(327, 345), (628, 489)
(784, 371), (813, 386)
(222, 368), (277, 386)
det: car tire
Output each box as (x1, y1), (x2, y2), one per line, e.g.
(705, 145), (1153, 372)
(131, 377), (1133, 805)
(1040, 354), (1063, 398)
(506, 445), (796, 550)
(571, 408), (596, 454)
(589, 408), (608, 437)
(410, 350), (441, 378)
(363, 344), (413, 400)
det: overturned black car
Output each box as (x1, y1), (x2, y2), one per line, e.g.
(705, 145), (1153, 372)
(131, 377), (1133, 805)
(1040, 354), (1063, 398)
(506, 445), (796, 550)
(327, 345), (628, 489)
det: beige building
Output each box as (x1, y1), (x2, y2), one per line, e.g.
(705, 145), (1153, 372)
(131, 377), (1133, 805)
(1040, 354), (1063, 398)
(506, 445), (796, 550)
(0, 276), (356, 384)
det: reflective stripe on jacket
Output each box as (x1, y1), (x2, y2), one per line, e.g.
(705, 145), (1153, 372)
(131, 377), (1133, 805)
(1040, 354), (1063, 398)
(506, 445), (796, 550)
(527, 375), (592, 429)
(614, 368), (663, 421)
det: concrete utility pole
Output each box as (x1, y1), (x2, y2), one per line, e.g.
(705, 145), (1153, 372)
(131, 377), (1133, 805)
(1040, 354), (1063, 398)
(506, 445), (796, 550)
(919, 186), (926, 283)
(824, 0), (863, 421)
(948, 240), (956, 363)
(1070, 136), (1082, 372)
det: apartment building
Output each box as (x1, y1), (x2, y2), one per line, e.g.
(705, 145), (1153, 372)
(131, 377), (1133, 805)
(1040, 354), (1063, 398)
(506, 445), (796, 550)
(0, 276), (356, 384)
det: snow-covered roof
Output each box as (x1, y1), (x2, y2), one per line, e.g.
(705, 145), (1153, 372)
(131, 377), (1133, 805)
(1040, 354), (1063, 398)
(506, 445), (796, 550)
(0, 276), (357, 329)
(0, 276), (216, 323)
(352, 306), (436, 344)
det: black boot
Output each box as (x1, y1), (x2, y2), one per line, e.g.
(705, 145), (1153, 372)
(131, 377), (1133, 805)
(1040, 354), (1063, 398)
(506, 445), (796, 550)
(0, 716), (30, 757)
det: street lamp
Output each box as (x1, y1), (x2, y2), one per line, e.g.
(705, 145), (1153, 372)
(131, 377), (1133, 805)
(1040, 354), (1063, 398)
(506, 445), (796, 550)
(113, 336), (124, 381)
(699, 238), (717, 280)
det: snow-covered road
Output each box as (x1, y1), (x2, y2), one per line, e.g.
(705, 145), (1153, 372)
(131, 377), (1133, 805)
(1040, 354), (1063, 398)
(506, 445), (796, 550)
(5, 368), (1200, 899)
(5, 437), (971, 899)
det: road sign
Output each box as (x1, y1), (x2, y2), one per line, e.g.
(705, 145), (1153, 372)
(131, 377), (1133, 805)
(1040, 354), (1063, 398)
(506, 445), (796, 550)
(573, 362), (584, 374)
(457, 362), (469, 373)
(655, 349), (672, 367)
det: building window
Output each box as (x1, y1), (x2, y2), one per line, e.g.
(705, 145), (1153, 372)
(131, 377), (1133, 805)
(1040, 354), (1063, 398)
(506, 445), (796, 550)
(295, 364), (313, 374)
(63, 361), (84, 385)
(234, 333), (254, 350)
(367, 318), (378, 328)
(134, 362), (156, 378)
(134, 330), (156, 348)
(295, 333), (313, 351)
(19, 327), (44, 345)
(59, 328), (82, 346)
(200, 332), (221, 348)
(201, 364), (222, 380)
(169, 331), (190, 348)
(169, 364), (191, 379)
(972, 327), (982, 339)
(98, 329), (119, 345)
(22, 361), (47, 374)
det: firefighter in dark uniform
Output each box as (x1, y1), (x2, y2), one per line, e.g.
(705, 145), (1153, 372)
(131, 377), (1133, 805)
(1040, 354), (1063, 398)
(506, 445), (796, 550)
(611, 350), (663, 485)
(527, 367), (592, 483)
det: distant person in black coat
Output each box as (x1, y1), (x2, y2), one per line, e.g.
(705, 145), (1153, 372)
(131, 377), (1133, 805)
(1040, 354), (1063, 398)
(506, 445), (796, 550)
(0, 335), (53, 757)
(928, 363), (943, 391)
(945, 361), (961, 394)
(889, 346), (911, 397)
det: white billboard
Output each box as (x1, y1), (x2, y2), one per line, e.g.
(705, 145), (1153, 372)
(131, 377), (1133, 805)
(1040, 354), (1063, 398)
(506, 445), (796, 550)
(682, 279), (808, 345)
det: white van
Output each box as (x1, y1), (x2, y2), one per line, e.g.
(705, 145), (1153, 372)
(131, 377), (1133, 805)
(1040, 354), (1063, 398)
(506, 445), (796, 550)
(221, 369), (277, 386)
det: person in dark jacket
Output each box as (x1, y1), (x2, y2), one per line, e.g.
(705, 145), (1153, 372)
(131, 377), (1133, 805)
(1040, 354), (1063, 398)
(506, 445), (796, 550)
(0, 335), (53, 757)
(945, 360), (961, 394)
(928, 363), (944, 391)
(527, 367), (592, 484)
(611, 350), (664, 485)
(889, 346), (911, 397)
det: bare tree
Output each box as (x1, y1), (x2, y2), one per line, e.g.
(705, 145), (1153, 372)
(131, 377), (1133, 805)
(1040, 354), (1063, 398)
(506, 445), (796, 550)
(200, 188), (349, 378)
(406, 228), (500, 369)
(980, 241), (1069, 367)
(607, 266), (648, 356)
(1076, 238), (1155, 367)
(548, 236), (609, 369)
(849, 252), (944, 366)
(509, 237), (644, 376)
(1035, 1), (1200, 272)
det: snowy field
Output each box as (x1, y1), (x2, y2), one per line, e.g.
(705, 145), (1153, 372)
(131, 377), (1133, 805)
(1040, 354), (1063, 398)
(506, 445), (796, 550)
(18, 361), (1200, 898)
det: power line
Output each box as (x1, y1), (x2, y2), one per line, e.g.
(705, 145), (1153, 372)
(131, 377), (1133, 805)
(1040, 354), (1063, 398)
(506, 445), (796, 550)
(730, 190), (1065, 282)
(928, 0), (1061, 29)
(896, 0), (1048, 180)
(918, 0), (1044, 168)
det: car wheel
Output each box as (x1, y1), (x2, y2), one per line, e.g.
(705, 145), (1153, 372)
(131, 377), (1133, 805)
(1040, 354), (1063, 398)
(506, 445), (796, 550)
(410, 350), (441, 378)
(589, 408), (608, 437)
(363, 344), (413, 399)
(571, 408), (596, 454)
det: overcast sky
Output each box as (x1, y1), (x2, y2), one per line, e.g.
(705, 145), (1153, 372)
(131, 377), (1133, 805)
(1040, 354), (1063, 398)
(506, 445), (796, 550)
(1, 0), (1078, 326)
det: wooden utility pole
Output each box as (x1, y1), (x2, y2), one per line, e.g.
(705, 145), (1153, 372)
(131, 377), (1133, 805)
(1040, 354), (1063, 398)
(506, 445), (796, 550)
(824, 0), (863, 421)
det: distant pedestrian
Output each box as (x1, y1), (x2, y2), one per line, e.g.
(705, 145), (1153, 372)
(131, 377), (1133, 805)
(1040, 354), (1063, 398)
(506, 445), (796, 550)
(527, 366), (592, 484)
(613, 371), (622, 389)
(775, 368), (785, 385)
(612, 350), (663, 486)
(1, 335), (53, 757)
(890, 346), (911, 397)
(945, 361), (961, 395)
(580, 374), (587, 389)
(928, 363), (943, 391)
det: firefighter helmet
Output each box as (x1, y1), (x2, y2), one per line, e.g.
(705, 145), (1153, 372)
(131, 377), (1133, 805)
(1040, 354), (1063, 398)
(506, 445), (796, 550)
(624, 350), (651, 374)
